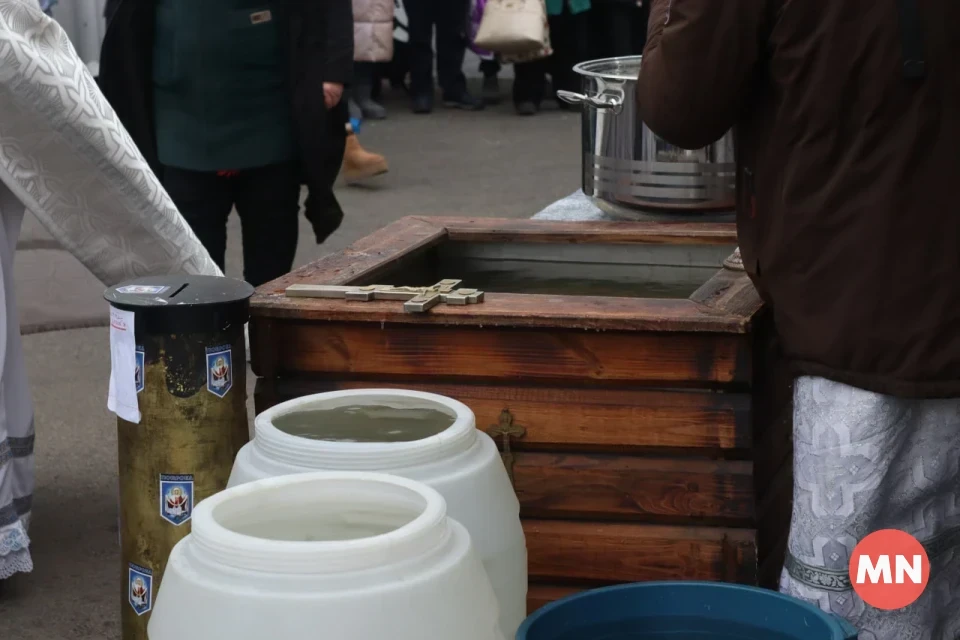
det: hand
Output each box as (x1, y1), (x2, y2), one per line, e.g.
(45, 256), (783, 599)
(323, 82), (344, 109)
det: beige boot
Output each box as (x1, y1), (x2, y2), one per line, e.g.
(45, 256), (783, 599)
(341, 131), (389, 184)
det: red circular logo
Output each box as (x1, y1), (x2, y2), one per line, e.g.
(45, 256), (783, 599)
(849, 529), (929, 610)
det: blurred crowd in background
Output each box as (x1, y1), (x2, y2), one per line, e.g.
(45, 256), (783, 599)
(30, 0), (650, 317)
(385, 0), (650, 117)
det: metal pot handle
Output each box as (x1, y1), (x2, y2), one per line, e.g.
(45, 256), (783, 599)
(556, 89), (624, 114)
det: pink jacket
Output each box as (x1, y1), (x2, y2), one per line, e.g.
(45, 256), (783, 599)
(353, 0), (394, 62)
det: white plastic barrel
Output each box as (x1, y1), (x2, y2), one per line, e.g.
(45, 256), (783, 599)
(229, 389), (528, 639)
(149, 472), (505, 640)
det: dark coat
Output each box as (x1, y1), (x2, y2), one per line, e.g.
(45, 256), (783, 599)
(99, 0), (353, 245)
(638, 0), (960, 398)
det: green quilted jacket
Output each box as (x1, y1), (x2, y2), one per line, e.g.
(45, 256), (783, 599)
(545, 0), (590, 16)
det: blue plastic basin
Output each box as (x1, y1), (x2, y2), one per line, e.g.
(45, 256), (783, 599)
(517, 582), (858, 640)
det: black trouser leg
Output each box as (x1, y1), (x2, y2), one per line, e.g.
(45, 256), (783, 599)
(592, 3), (635, 58)
(548, 8), (590, 95)
(162, 167), (233, 272)
(479, 58), (501, 78)
(233, 163), (301, 287)
(388, 41), (411, 90)
(404, 0), (435, 97)
(370, 62), (386, 100)
(434, 0), (470, 96)
(513, 58), (547, 105)
(634, 2), (651, 51)
(353, 62), (379, 107)
(354, 61), (375, 85)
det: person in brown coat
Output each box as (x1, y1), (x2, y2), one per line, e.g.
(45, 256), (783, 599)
(638, 1), (960, 637)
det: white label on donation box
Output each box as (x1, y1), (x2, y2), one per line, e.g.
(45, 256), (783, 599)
(107, 307), (141, 424)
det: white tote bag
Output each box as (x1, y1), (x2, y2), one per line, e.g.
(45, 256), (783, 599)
(473, 0), (547, 55)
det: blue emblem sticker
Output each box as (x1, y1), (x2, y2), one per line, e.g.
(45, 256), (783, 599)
(159, 473), (194, 526)
(135, 346), (145, 394)
(205, 346), (233, 398)
(116, 285), (170, 295)
(128, 563), (153, 616)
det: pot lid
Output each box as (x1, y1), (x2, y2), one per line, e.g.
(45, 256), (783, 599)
(573, 55), (642, 81)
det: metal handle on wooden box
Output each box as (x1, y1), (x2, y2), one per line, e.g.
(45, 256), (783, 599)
(487, 409), (526, 487)
(557, 89), (624, 114)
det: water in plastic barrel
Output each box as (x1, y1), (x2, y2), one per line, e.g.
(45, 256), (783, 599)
(517, 582), (858, 640)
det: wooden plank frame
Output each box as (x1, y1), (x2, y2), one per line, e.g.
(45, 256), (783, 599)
(253, 322), (754, 384)
(246, 216), (789, 599)
(255, 379), (755, 454)
(249, 217), (762, 335)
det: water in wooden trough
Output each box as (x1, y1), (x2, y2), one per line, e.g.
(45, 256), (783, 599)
(374, 241), (731, 299)
(445, 262), (700, 298)
(271, 405), (455, 443)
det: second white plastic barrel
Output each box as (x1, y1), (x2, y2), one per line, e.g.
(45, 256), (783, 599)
(229, 389), (528, 639)
(149, 472), (505, 640)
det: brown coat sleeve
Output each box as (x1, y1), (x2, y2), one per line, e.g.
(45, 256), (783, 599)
(637, 0), (768, 149)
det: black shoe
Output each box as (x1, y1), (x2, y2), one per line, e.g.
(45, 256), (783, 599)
(513, 100), (540, 116)
(443, 90), (485, 111)
(482, 76), (501, 105)
(515, 101), (538, 116)
(412, 94), (434, 114)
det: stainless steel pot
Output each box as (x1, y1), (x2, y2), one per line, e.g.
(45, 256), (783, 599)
(558, 56), (736, 220)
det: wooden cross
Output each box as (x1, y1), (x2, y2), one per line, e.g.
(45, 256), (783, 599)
(285, 279), (485, 314)
(487, 409), (526, 486)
